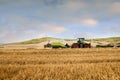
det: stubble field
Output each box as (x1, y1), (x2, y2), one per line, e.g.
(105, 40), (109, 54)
(0, 48), (120, 80)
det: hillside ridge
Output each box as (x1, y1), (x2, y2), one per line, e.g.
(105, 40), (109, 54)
(5, 37), (120, 45)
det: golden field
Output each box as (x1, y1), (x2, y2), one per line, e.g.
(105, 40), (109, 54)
(0, 48), (120, 80)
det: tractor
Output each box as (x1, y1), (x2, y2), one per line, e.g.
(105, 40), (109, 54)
(44, 38), (91, 48)
(71, 38), (91, 48)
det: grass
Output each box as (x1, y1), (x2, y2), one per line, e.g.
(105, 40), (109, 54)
(93, 37), (120, 43)
(0, 48), (120, 80)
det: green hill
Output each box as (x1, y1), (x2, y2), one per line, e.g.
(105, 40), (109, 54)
(8, 37), (62, 45)
(94, 37), (120, 42)
(5, 37), (120, 45)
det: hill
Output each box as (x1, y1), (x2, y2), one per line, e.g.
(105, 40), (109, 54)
(93, 37), (120, 42)
(7, 37), (62, 45)
(1, 37), (120, 49)
(91, 37), (120, 47)
(5, 37), (120, 45)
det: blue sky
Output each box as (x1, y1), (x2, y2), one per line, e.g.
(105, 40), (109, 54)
(0, 0), (120, 43)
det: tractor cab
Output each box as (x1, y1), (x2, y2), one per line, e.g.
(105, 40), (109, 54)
(71, 38), (91, 48)
(77, 38), (85, 44)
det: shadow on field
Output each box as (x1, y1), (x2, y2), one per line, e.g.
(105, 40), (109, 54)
(0, 59), (120, 65)
(76, 59), (120, 64)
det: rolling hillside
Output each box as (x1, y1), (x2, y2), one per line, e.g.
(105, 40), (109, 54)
(4, 37), (120, 45)
(7, 37), (63, 45)
(1, 37), (120, 49)
(5, 37), (75, 45)
(93, 37), (120, 42)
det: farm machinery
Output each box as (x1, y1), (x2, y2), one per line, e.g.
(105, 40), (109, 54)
(71, 38), (91, 48)
(44, 38), (91, 48)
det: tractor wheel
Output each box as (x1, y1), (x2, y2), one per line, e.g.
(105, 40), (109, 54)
(84, 44), (91, 48)
(72, 43), (79, 48)
(44, 45), (47, 48)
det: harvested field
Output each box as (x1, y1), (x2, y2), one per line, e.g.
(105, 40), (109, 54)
(0, 48), (120, 80)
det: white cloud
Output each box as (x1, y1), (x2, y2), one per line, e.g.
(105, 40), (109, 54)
(1, 32), (21, 43)
(41, 24), (65, 33)
(111, 2), (120, 14)
(5, 15), (65, 33)
(1, 32), (49, 43)
(0, 16), (66, 43)
(80, 18), (98, 26)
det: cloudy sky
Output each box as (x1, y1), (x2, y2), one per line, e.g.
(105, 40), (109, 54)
(0, 0), (120, 43)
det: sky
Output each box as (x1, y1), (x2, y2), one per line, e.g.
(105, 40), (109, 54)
(0, 0), (120, 43)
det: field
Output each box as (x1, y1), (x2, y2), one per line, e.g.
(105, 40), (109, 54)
(0, 48), (120, 80)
